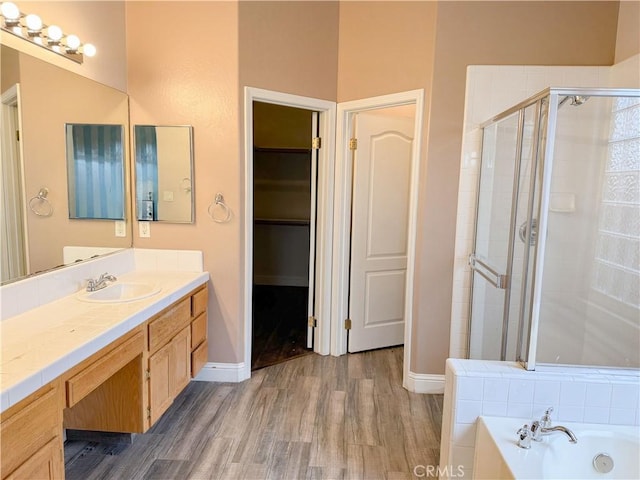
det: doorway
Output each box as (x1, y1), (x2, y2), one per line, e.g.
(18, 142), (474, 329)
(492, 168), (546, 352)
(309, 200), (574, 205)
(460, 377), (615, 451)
(251, 101), (317, 370)
(243, 88), (336, 381)
(332, 90), (424, 390)
(1, 85), (28, 282)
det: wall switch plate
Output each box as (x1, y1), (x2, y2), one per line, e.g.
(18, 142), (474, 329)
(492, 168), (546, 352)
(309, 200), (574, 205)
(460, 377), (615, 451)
(115, 220), (126, 237)
(139, 221), (151, 238)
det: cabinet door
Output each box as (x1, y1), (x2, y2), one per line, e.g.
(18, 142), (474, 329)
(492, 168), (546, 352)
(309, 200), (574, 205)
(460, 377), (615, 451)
(148, 343), (172, 425)
(5, 437), (63, 480)
(148, 326), (191, 426)
(170, 326), (191, 398)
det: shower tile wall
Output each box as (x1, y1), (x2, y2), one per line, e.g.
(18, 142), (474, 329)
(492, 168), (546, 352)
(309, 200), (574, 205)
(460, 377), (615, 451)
(451, 65), (610, 359)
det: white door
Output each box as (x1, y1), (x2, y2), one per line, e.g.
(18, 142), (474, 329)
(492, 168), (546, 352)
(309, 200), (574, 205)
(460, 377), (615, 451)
(348, 111), (414, 352)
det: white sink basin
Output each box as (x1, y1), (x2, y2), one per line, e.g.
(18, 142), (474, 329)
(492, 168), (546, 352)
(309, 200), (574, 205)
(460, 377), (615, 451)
(78, 282), (161, 303)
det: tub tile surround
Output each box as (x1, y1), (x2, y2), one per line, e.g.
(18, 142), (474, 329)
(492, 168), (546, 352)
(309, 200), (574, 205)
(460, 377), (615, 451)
(439, 359), (640, 479)
(0, 248), (207, 412)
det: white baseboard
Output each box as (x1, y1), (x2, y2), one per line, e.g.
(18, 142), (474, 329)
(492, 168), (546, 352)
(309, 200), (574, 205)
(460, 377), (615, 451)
(193, 362), (250, 383)
(405, 371), (445, 394)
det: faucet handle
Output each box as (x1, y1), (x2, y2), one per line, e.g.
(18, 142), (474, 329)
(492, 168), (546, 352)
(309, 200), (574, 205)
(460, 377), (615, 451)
(517, 424), (532, 449)
(540, 407), (553, 428)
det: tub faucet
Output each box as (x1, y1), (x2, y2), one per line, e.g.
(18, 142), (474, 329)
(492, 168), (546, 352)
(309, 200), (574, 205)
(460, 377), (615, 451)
(86, 273), (117, 292)
(530, 407), (578, 443)
(536, 423), (578, 443)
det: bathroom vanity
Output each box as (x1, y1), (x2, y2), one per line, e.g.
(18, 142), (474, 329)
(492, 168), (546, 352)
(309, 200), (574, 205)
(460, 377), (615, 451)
(0, 271), (208, 480)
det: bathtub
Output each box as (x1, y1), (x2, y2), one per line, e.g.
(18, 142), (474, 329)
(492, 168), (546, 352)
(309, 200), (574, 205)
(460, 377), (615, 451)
(473, 416), (640, 479)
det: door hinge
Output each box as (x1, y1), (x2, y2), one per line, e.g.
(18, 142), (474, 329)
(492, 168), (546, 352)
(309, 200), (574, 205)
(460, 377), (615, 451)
(349, 138), (358, 151)
(308, 316), (317, 328)
(16, 130), (20, 141)
(145, 369), (151, 380)
(344, 318), (352, 330)
(312, 137), (322, 149)
(146, 406), (151, 419)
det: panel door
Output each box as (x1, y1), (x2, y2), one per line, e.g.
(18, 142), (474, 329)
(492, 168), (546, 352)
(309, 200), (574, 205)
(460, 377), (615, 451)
(348, 112), (414, 352)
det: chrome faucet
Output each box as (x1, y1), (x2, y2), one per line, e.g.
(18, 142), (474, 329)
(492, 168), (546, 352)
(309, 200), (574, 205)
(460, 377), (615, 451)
(534, 423), (578, 443)
(530, 407), (578, 444)
(86, 273), (117, 292)
(517, 424), (533, 449)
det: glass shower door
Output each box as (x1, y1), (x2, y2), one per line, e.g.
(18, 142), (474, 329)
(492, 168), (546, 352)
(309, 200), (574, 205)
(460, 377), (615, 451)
(469, 112), (520, 360)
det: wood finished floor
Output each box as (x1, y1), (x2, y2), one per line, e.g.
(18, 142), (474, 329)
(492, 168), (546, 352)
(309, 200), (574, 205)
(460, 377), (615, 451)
(65, 347), (443, 480)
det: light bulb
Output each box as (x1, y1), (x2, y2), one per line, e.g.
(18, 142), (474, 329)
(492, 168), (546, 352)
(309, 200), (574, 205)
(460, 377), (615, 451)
(1, 2), (20, 21)
(47, 25), (62, 43)
(82, 43), (96, 57)
(25, 13), (42, 32)
(65, 34), (80, 51)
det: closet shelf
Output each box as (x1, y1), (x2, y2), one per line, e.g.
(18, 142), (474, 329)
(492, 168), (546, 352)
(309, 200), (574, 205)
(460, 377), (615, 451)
(254, 179), (309, 190)
(254, 146), (312, 154)
(254, 217), (310, 226)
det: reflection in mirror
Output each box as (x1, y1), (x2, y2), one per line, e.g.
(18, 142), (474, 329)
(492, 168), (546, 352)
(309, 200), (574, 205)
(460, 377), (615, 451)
(0, 45), (131, 285)
(134, 125), (194, 223)
(66, 124), (126, 220)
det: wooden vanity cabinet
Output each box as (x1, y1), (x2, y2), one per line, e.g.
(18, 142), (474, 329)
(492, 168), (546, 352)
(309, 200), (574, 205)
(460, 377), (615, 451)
(0, 381), (64, 480)
(148, 325), (191, 425)
(0, 283), (208, 479)
(147, 285), (207, 426)
(190, 286), (208, 377)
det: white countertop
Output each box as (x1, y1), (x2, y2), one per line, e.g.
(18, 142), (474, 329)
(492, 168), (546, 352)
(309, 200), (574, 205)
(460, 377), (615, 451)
(0, 270), (209, 413)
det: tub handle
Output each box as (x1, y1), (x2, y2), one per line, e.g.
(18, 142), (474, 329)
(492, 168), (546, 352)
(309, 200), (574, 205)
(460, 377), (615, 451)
(517, 424), (532, 449)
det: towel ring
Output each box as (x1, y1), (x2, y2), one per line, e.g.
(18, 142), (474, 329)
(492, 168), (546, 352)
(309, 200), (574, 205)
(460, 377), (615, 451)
(29, 188), (53, 217)
(208, 193), (231, 223)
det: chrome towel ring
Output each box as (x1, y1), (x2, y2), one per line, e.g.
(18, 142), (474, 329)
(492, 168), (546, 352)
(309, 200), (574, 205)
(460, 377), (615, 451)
(29, 187), (53, 217)
(208, 193), (231, 223)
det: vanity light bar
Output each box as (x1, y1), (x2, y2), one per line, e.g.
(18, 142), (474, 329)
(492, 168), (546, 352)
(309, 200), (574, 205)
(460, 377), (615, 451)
(0, 1), (96, 64)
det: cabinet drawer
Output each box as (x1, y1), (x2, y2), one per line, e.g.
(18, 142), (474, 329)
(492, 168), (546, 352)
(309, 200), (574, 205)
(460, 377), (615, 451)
(66, 332), (143, 407)
(148, 297), (191, 352)
(191, 287), (208, 318)
(191, 312), (207, 350)
(191, 339), (208, 378)
(1, 385), (60, 477)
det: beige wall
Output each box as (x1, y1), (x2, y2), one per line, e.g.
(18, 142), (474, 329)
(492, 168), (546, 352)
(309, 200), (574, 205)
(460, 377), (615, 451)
(18, 52), (130, 273)
(615, 1), (640, 63)
(1, 46), (20, 88)
(415, 1), (619, 375)
(5, 1), (127, 91)
(239, 1), (339, 101)
(337, 1), (438, 102)
(126, 1), (241, 362)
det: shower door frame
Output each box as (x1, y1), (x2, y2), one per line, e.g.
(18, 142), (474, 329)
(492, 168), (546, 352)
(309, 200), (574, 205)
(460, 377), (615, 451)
(468, 87), (640, 371)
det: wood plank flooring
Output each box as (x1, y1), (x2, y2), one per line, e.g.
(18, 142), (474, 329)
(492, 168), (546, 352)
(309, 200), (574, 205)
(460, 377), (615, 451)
(65, 347), (443, 480)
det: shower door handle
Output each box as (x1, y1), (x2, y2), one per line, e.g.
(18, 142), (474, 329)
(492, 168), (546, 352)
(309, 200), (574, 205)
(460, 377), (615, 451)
(469, 254), (508, 289)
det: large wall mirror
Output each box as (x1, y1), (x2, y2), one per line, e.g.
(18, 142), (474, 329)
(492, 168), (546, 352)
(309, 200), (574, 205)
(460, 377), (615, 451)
(134, 125), (194, 223)
(0, 45), (131, 285)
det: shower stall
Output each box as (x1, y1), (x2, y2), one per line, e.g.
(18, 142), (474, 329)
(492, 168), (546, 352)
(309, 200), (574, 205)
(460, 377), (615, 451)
(468, 87), (640, 370)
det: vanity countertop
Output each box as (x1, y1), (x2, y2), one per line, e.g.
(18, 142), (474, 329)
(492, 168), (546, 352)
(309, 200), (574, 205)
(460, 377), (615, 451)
(0, 270), (209, 413)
